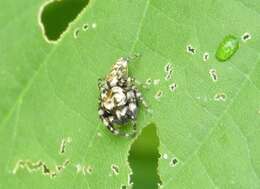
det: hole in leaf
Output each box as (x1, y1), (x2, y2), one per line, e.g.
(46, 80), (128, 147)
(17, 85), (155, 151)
(42, 164), (51, 175)
(164, 63), (173, 73)
(203, 52), (210, 62)
(169, 157), (178, 167)
(169, 83), (177, 92)
(59, 137), (72, 155)
(40, 0), (89, 42)
(111, 164), (119, 175)
(73, 28), (80, 39)
(209, 69), (218, 82)
(128, 124), (162, 189)
(13, 158), (70, 179)
(82, 165), (93, 175)
(186, 44), (196, 54)
(154, 90), (163, 100)
(214, 92), (227, 102)
(241, 32), (251, 42)
(164, 71), (173, 81)
(145, 78), (152, 86)
(82, 23), (89, 31)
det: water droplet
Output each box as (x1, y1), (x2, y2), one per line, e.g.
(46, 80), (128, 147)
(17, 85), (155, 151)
(92, 23), (97, 29)
(186, 44), (196, 54)
(97, 132), (102, 137)
(203, 52), (210, 62)
(214, 93), (227, 102)
(215, 35), (239, 61)
(241, 32), (251, 42)
(75, 164), (82, 173)
(209, 69), (218, 82)
(153, 79), (160, 85)
(67, 137), (72, 143)
(158, 183), (164, 189)
(162, 153), (168, 160)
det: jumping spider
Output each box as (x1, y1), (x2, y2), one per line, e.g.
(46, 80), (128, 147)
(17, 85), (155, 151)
(98, 55), (146, 137)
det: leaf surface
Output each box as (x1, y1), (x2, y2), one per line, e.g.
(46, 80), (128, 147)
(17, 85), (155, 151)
(0, 0), (260, 188)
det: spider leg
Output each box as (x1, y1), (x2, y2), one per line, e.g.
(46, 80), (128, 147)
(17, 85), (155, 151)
(98, 78), (105, 89)
(131, 120), (137, 136)
(109, 124), (136, 138)
(127, 76), (143, 88)
(134, 87), (148, 109)
(102, 118), (136, 138)
(125, 53), (141, 62)
(106, 123), (120, 136)
(127, 77), (148, 109)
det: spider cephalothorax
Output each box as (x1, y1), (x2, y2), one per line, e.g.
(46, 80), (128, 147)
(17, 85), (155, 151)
(98, 56), (145, 137)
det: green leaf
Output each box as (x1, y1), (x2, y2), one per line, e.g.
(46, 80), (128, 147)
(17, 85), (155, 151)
(1, 0), (260, 188)
(129, 124), (161, 188)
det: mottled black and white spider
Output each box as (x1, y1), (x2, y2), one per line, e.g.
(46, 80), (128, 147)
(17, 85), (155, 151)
(98, 56), (146, 137)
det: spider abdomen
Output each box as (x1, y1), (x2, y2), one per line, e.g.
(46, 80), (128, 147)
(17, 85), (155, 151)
(98, 56), (145, 137)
